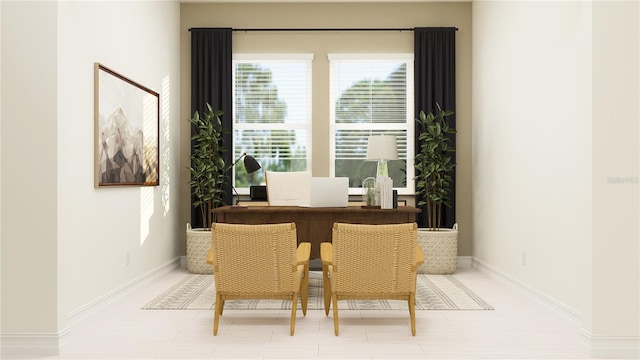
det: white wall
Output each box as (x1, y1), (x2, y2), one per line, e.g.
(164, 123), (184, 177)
(0, 0), (3, 338)
(589, 1), (639, 356)
(57, 0), (181, 330)
(1, 0), (59, 336)
(473, 0), (638, 356)
(473, 0), (592, 314)
(1, 0), (182, 348)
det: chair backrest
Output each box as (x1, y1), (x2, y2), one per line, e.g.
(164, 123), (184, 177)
(331, 222), (418, 294)
(211, 222), (299, 293)
(265, 171), (312, 206)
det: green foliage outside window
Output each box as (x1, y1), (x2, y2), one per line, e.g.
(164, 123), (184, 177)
(234, 62), (307, 187)
(334, 63), (408, 188)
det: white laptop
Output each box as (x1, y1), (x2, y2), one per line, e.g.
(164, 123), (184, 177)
(309, 177), (349, 207)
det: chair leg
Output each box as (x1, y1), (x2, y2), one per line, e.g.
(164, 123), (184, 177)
(301, 264), (309, 316)
(219, 299), (225, 316)
(408, 293), (416, 336)
(332, 294), (339, 336)
(290, 292), (299, 336)
(322, 265), (331, 316)
(213, 292), (222, 335)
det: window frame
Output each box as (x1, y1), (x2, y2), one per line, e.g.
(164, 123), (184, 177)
(328, 53), (415, 195)
(232, 53), (314, 194)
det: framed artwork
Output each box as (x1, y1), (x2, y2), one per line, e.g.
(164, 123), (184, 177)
(94, 63), (159, 187)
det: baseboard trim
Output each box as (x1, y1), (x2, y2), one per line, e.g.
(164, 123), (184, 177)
(1, 257), (181, 356)
(471, 257), (582, 325)
(579, 329), (640, 359)
(457, 256), (472, 268)
(0, 329), (69, 357)
(67, 257), (181, 323)
(472, 257), (640, 358)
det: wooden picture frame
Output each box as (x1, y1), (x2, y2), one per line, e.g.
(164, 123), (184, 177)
(94, 63), (159, 187)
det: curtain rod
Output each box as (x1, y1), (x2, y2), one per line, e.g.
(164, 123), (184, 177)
(189, 27), (458, 32)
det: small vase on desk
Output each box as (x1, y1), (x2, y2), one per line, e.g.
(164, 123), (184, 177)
(362, 177), (377, 207)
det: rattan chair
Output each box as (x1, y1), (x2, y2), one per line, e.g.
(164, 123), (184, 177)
(320, 222), (424, 336)
(208, 222), (311, 336)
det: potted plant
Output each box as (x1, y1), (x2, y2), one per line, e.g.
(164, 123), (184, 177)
(186, 103), (230, 274)
(414, 103), (458, 274)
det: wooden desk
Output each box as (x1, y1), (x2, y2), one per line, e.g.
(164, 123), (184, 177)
(212, 206), (421, 258)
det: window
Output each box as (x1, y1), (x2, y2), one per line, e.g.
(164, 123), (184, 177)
(233, 54), (313, 193)
(329, 54), (414, 195)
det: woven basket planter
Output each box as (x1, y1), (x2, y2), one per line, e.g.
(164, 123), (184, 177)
(417, 224), (458, 274)
(186, 223), (214, 274)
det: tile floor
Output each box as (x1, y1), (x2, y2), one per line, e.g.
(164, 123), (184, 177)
(7, 265), (597, 359)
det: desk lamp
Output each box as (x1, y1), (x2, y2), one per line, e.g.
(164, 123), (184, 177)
(231, 152), (261, 205)
(366, 135), (398, 177)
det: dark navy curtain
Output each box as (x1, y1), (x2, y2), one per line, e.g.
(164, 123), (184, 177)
(190, 28), (233, 228)
(414, 27), (457, 229)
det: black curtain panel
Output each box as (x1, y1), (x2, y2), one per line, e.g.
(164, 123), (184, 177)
(414, 27), (457, 229)
(190, 28), (233, 228)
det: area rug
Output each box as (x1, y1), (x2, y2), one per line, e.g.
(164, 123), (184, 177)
(143, 272), (492, 311)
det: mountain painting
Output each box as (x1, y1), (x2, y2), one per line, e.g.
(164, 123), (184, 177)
(94, 63), (159, 186)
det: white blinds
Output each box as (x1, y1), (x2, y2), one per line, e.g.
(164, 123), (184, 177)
(333, 60), (409, 124)
(329, 54), (414, 193)
(233, 55), (313, 190)
(334, 129), (408, 160)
